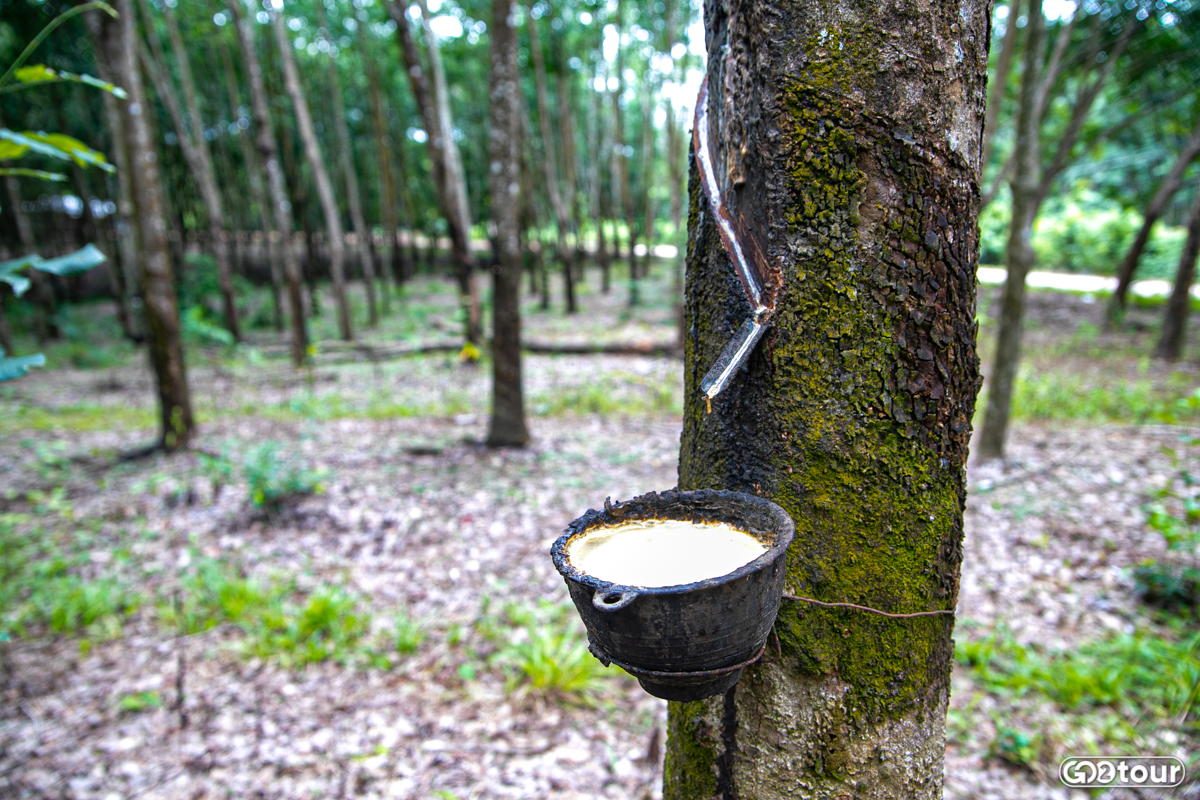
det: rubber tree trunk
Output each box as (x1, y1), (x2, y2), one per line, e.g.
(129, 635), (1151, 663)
(1109, 117), (1200, 319)
(588, 61), (611, 291)
(85, 19), (141, 341)
(220, 38), (283, 332)
(229, 0), (308, 366)
(113, 0), (194, 449)
(527, 8), (576, 314)
(272, 2), (352, 342)
(981, 0), (1022, 179)
(977, 0), (1043, 462)
(666, 0), (986, 796)
(639, 76), (658, 280)
(486, 0), (530, 448)
(155, 0), (240, 341)
(556, 68), (583, 270)
(1155, 188), (1200, 361)
(388, 0), (482, 346)
(314, 3), (376, 327)
(358, 18), (399, 307)
(610, 7), (638, 306)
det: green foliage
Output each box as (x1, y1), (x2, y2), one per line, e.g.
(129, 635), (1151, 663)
(392, 611), (426, 655)
(990, 726), (1042, 770)
(117, 690), (162, 713)
(182, 305), (235, 347)
(165, 558), (370, 667)
(0, 515), (139, 640)
(241, 441), (325, 509)
(956, 626), (1200, 720)
(978, 187), (1186, 279)
(1134, 562), (1200, 614)
(1009, 370), (1200, 424)
(490, 600), (612, 704)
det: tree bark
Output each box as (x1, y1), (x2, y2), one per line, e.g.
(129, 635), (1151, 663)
(89, 18), (141, 341)
(272, 1), (352, 342)
(229, 0), (308, 366)
(219, 37), (283, 331)
(639, 76), (658, 278)
(357, 15), (400, 306)
(610, 5), (638, 305)
(157, 0), (240, 341)
(527, 7), (576, 314)
(588, 61), (611, 291)
(388, 0), (482, 346)
(665, 0), (986, 796)
(315, 2), (377, 326)
(1155, 188), (1200, 361)
(1109, 117), (1200, 318)
(486, 0), (530, 448)
(113, 0), (195, 449)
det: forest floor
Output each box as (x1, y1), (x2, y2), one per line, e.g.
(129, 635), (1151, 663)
(2, 267), (1200, 799)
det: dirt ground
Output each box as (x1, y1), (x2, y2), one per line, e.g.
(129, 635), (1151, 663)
(2, 280), (1198, 799)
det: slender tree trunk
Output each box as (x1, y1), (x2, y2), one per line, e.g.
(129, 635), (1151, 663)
(154, 0), (240, 341)
(527, 8), (576, 314)
(229, 0), (308, 366)
(358, 19), (399, 307)
(981, 0), (1022, 177)
(668, 101), (685, 345)
(487, 0), (530, 448)
(314, 4), (376, 327)
(113, 0), (194, 449)
(666, 0), (986, 795)
(90, 21), (141, 341)
(1155, 189), (1200, 361)
(639, 75), (657, 280)
(1109, 117), (1200, 318)
(610, 25), (638, 305)
(272, 3), (352, 341)
(3, 178), (57, 341)
(557, 69), (583, 271)
(220, 38), (283, 331)
(588, 62), (611, 291)
(388, 0), (481, 345)
(978, 0), (1044, 462)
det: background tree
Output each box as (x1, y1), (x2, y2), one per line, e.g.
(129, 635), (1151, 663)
(665, 0), (987, 796)
(112, 0), (194, 449)
(228, 0), (308, 367)
(977, 0), (1139, 461)
(486, 0), (528, 448)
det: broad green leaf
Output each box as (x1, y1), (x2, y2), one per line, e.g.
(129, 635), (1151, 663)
(5, 65), (127, 99)
(0, 167), (68, 182)
(0, 352), (46, 382)
(0, 128), (70, 161)
(0, 253), (41, 297)
(26, 132), (114, 173)
(14, 65), (57, 83)
(0, 140), (30, 160)
(1, 273), (32, 297)
(33, 244), (106, 276)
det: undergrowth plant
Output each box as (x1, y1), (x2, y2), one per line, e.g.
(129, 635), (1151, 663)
(240, 441), (326, 510)
(489, 598), (613, 704)
(1135, 434), (1200, 613)
(956, 625), (1200, 723)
